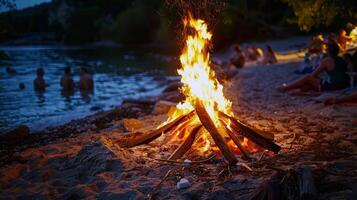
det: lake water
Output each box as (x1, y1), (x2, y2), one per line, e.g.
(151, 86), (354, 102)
(0, 46), (178, 132)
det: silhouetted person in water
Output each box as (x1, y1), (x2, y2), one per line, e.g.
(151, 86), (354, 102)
(33, 68), (46, 92)
(19, 83), (25, 90)
(6, 67), (16, 75)
(60, 66), (74, 91)
(79, 67), (94, 91)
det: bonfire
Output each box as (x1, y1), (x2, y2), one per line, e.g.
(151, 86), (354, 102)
(119, 15), (281, 164)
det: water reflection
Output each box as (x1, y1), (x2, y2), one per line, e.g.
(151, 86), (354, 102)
(61, 89), (75, 102)
(35, 91), (46, 105)
(80, 90), (93, 103)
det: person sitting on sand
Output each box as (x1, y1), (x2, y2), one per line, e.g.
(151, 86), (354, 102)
(60, 66), (75, 91)
(33, 68), (47, 92)
(323, 92), (357, 105)
(277, 42), (349, 95)
(262, 45), (278, 64)
(336, 29), (352, 52)
(246, 45), (259, 61)
(79, 67), (94, 91)
(229, 44), (246, 68)
(254, 46), (264, 62)
(308, 34), (324, 54)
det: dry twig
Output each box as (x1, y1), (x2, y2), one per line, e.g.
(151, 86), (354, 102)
(152, 153), (216, 165)
(147, 169), (173, 200)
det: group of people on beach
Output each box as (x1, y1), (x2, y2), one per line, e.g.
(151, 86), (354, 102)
(278, 29), (357, 105)
(6, 65), (94, 94)
(229, 44), (278, 68)
(212, 43), (278, 82)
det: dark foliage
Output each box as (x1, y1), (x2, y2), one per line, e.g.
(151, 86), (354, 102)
(0, 0), (355, 48)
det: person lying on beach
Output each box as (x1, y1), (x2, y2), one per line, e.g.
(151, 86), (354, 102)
(33, 68), (47, 92)
(60, 66), (75, 91)
(79, 67), (94, 91)
(262, 45), (278, 64)
(336, 29), (352, 52)
(277, 42), (349, 95)
(229, 44), (245, 68)
(323, 92), (357, 105)
(308, 34), (324, 54)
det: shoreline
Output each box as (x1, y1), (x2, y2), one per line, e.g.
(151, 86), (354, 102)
(0, 74), (183, 155)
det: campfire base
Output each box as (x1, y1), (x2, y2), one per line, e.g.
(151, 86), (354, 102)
(118, 101), (281, 164)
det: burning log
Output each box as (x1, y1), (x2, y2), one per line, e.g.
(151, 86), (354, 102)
(160, 119), (192, 145)
(220, 119), (250, 160)
(169, 125), (202, 160)
(219, 112), (281, 154)
(119, 111), (194, 147)
(118, 16), (281, 164)
(195, 101), (238, 165)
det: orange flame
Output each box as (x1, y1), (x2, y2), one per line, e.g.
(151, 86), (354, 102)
(170, 15), (233, 122)
(163, 15), (234, 153)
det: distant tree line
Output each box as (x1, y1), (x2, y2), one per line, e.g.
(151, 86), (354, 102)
(0, 0), (355, 48)
(283, 0), (357, 31)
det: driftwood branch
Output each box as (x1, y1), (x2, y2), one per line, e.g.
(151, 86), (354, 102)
(195, 101), (237, 165)
(119, 110), (194, 147)
(169, 125), (202, 160)
(219, 112), (281, 154)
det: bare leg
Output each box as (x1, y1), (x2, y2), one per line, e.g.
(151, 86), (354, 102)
(277, 75), (320, 92)
(324, 92), (357, 105)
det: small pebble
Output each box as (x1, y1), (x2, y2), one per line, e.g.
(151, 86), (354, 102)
(177, 178), (190, 189)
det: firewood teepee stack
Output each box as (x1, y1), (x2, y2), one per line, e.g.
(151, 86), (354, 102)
(119, 14), (281, 165)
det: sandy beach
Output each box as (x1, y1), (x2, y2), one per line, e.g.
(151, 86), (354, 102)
(1, 41), (357, 199)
